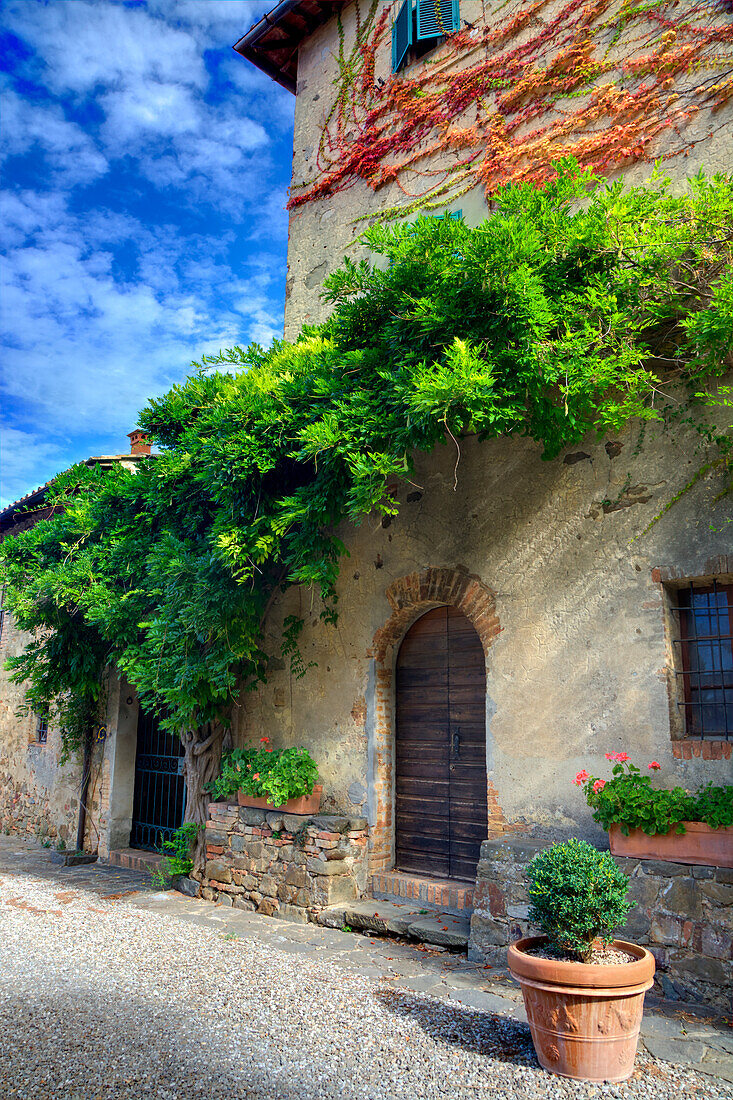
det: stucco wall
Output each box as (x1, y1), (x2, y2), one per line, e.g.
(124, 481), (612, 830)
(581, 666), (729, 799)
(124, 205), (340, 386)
(0, 612), (80, 845)
(284, 0), (733, 337)
(0, 608), (136, 855)
(237, 410), (733, 857)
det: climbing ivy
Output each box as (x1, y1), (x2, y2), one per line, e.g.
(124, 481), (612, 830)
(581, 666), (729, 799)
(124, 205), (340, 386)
(1, 165), (731, 844)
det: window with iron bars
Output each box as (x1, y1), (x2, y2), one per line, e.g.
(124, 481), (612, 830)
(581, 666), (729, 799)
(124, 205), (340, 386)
(35, 714), (48, 744)
(668, 580), (733, 741)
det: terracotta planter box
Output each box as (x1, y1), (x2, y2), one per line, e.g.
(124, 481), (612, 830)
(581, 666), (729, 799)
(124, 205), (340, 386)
(237, 784), (322, 815)
(609, 822), (733, 868)
(508, 936), (655, 1083)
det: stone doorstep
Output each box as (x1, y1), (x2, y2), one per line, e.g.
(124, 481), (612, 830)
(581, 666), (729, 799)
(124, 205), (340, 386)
(315, 898), (470, 949)
(371, 870), (473, 916)
(106, 848), (163, 874)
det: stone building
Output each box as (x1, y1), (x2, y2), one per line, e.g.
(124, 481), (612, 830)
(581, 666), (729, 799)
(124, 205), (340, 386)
(0, 433), (152, 852)
(0, 0), (731, 1005)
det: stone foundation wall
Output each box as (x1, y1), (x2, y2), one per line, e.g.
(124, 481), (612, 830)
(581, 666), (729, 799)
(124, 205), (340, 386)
(195, 801), (369, 922)
(469, 838), (733, 1011)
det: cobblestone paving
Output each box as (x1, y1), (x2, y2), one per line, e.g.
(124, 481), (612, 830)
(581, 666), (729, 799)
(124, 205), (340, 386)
(0, 838), (730, 1099)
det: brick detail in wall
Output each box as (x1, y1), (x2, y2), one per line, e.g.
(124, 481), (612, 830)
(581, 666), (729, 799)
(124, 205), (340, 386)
(672, 741), (732, 760)
(367, 566), (503, 873)
(371, 870), (473, 913)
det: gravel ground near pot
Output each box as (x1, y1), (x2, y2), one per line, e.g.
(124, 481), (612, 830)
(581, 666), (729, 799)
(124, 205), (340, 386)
(0, 872), (729, 1100)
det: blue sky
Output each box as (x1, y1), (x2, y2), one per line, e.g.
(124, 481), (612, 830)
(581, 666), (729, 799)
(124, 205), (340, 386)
(0, 0), (294, 507)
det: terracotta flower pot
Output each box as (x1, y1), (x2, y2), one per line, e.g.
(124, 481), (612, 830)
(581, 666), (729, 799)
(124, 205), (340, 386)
(508, 936), (655, 1083)
(609, 822), (733, 868)
(237, 784), (322, 815)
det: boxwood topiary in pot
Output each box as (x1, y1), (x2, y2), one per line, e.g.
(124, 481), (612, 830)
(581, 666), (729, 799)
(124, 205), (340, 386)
(507, 838), (655, 1083)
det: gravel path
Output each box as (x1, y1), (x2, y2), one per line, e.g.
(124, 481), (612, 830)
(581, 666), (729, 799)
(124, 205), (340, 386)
(0, 871), (729, 1100)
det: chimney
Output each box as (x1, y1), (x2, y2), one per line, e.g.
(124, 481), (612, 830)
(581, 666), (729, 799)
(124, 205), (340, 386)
(128, 429), (151, 456)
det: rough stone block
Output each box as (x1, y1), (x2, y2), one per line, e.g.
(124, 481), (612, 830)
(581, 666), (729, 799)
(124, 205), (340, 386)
(469, 912), (509, 948)
(701, 925), (733, 959)
(649, 914), (683, 946)
(275, 903), (310, 924)
(257, 897), (279, 916)
(246, 841), (263, 859)
(312, 875), (358, 907)
(281, 813), (311, 833)
(672, 955), (730, 985)
(285, 865), (307, 888)
(324, 848), (348, 860)
(307, 857), (347, 876)
(627, 874), (662, 910)
(204, 859), (232, 884)
(176, 877), (200, 899)
(233, 897), (255, 911)
(230, 835), (247, 853)
(238, 807), (267, 826)
(259, 874), (278, 897)
(715, 868), (733, 885)
(700, 882), (733, 907)
(204, 830), (228, 846)
(661, 878), (702, 921)
(277, 883), (297, 903)
(232, 870), (256, 889)
(311, 815), (351, 834)
(506, 903), (530, 920)
(265, 812), (284, 831)
(348, 817), (368, 831)
(641, 860), (688, 877)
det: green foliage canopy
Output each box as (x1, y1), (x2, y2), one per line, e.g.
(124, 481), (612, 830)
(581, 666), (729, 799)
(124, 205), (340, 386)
(1, 165), (732, 756)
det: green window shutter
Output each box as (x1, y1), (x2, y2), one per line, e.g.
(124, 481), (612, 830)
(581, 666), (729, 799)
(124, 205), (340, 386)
(416, 0), (460, 40)
(392, 0), (413, 72)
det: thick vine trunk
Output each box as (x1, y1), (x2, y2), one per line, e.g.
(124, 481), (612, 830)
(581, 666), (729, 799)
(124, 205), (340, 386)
(182, 721), (225, 870)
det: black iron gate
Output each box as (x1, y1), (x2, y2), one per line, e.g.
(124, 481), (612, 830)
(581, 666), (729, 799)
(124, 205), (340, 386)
(130, 708), (186, 850)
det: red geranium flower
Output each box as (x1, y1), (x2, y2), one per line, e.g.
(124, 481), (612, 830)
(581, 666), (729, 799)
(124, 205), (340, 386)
(593, 779), (606, 792)
(253, 773), (260, 780)
(648, 761), (661, 770)
(260, 737), (270, 743)
(573, 770), (589, 786)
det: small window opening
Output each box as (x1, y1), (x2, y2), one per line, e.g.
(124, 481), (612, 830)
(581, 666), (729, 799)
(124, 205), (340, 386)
(392, 1), (460, 73)
(669, 580), (733, 740)
(35, 714), (48, 744)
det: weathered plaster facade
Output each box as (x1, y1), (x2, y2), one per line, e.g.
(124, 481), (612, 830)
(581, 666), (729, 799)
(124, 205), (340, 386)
(238, 417), (733, 868)
(284, 0), (733, 337)
(0, 610), (80, 845)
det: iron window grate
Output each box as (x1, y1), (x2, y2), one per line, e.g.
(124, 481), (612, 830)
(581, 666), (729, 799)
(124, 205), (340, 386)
(670, 579), (733, 741)
(36, 714), (48, 744)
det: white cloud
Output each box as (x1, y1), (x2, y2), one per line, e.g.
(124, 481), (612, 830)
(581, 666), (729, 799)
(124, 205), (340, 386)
(0, 90), (108, 185)
(1, 0), (292, 505)
(3, 1), (208, 95)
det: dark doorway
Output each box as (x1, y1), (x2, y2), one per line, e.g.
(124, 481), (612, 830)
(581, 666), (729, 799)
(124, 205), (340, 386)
(130, 708), (185, 851)
(395, 605), (487, 881)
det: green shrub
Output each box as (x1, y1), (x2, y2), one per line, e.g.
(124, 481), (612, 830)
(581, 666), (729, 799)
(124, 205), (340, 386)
(575, 754), (733, 836)
(525, 838), (632, 961)
(159, 822), (199, 879)
(210, 739), (319, 807)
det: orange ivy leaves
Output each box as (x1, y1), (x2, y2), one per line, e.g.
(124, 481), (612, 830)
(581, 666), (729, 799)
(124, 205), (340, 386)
(288, 0), (733, 215)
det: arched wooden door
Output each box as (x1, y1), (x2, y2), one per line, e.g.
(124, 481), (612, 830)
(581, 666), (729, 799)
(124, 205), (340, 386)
(395, 605), (488, 881)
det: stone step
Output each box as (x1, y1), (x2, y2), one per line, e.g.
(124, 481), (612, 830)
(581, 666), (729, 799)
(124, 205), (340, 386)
(317, 898), (470, 949)
(370, 870), (473, 915)
(106, 848), (163, 874)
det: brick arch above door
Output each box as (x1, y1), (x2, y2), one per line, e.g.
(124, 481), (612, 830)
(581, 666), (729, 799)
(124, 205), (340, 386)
(367, 567), (502, 874)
